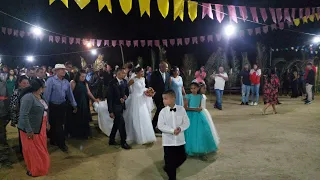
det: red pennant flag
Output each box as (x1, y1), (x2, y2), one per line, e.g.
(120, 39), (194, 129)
(140, 40), (146, 47)
(305, 8), (310, 18)
(177, 38), (182, 46)
(83, 39), (88, 46)
(215, 4), (224, 23)
(69, 37), (74, 45)
(169, 39), (175, 46)
(97, 39), (102, 47)
(184, 37), (190, 45)
(239, 6), (247, 21)
(13, 30), (18, 37)
(90, 39), (95, 46)
(7, 28), (12, 35)
(119, 40), (124, 46)
(278, 22), (284, 30)
(202, 3), (213, 19)
(239, 30), (244, 37)
(247, 29), (253, 36)
(192, 37), (198, 44)
(147, 40), (153, 47)
(62, 37), (67, 44)
(215, 34), (221, 41)
(133, 40), (138, 47)
(49, 36), (54, 42)
(291, 8), (296, 19)
(271, 24), (277, 30)
(126, 40), (131, 47)
(276, 8), (282, 22)
(260, 8), (268, 22)
(200, 36), (205, 42)
(162, 39), (168, 47)
(207, 35), (213, 42)
(228, 5), (238, 23)
(284, 8), (291, 22)
(154, 40), (160, 47)
(1, 27), (6, 34)
(262, 26), (269, 34)
(255, 27), (261, 35)
(55, 36), (60, 43)
(104, 40), (109, 46)
(112, 40), (117, 47)
(299, 8), (303, 19)
(269, 8), (277, 23)
(250, 7), (259, 23)
(19, 31), (25, 38)
(317, 8), (320, 20)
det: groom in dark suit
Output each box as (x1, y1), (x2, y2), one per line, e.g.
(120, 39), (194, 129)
(150, 61), (170, 133)
(107, 68), (131, 150)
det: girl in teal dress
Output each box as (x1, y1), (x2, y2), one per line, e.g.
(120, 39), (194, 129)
(184, 82), (217, 157)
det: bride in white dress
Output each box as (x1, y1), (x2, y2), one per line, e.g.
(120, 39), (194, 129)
(124, 67), (156, 144)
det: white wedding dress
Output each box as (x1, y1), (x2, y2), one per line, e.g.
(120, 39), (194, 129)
(123, 77), (156, 144)
(201, 94), (220, 146)
(93, 100), (115, 137)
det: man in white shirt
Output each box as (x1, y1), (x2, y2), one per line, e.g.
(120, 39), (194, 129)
(158, 90), (190, 180)
(211, 66), (228, 110)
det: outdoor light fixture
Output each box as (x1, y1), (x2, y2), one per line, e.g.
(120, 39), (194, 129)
(26, 56), (34, 62)
(31, 26), (42, 36)
(86, 42), (92, 48)
(224, 24), (236, 37)
(91, 49), (97, 55)
(312, 36), (320, 43)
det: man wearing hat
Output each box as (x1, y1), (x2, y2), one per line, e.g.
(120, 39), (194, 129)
(44, 64), (77, 152)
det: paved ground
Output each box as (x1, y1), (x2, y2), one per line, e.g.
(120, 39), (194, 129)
(1, 95), (320, 180)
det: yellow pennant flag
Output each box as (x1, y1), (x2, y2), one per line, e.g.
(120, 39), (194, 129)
(61, 0), (68, 8)
(138, 0), (151, 17)
(98, 0), (112, 13)
(302, 16), (308, 24)
(157, 0), (169, 18)
(174, 0), (184, 21)
(309, 14), (314, 22)
(120, 0), (132, 15)
(74, 0), (90, 9)
(49, 0), (55, 5)
(293, 18), (300, 26)
(188, 1), (197, 22)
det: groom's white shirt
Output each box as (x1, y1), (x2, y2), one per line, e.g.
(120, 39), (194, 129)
(160, 71), (166, 83)
(158, 105), (190, 146)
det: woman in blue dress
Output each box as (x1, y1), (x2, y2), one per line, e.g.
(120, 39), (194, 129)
(184, 82), (217, 158)
(170, 66), (185, 106)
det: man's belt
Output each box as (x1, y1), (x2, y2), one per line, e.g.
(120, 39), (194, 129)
(0, 96), (8, 101)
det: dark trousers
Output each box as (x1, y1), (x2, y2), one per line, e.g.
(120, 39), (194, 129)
(48, 103), (67, 147)
(164, 145), (187, 180)
(152, 96), (164, 129)
(0, 116), (9, 145)
(109, 105), (127, 145)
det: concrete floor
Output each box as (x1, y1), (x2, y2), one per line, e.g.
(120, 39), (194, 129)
(1, 95), (320, 180)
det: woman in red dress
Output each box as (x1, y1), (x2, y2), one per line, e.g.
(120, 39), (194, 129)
(18, 79), (50, 177)
(262, 69), (280, 115)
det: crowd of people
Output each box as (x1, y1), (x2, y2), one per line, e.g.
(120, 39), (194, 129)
(0, 59), (316, 179)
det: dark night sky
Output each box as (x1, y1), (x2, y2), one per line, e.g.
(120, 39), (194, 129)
(0, 0), (320, 68)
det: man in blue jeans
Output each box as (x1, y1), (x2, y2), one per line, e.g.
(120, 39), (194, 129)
(211, 66), (228, 110)
(240, 64), (251, 105)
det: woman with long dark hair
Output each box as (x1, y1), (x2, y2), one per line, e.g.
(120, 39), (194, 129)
(66, 70), (98, 139)
(262, 69), (280, 114)
(170, 66), (185, 106)
(18, 79), (50, 177)
(6, 69), (16, 98)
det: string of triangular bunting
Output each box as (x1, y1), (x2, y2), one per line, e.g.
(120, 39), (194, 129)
(272, 44), (320, 54)
(1, 19), (316, 48)
(50, 0), (320, 24)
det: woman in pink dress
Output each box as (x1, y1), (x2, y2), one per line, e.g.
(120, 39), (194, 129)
(18, 79), (50, 177)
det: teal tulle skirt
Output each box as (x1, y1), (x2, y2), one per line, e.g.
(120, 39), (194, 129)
(184, 111), (218, 156)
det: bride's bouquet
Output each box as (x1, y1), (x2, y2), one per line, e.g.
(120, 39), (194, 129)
(144, 87), (155, 97)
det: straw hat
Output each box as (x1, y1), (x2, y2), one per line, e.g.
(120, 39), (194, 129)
(53, 64), (66, 71)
